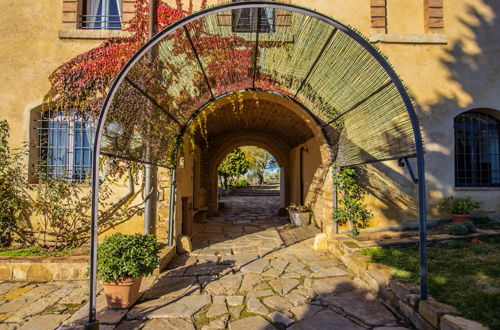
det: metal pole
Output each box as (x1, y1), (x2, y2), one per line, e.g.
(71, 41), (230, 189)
(144, 0), (158, 235)
(85, 140), (101, 329)
(167, 169), (176, 246)
(144, 148), (152, 234)
(416, 152), (428, 299)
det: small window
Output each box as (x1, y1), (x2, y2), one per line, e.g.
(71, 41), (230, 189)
(37, 110), (95, 182)
(454, 111), (500, 187)
(81, 0), (122, 30)
(232, 0), (275, 33)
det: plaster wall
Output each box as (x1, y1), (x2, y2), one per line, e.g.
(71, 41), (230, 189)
(160, 0), (500, 221)
(1, 0), (499, 244)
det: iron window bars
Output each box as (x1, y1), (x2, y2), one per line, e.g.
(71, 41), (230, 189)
(455, 112), (500, 187)
(80, 0), (122, 30)
(37, 109), (95, 182)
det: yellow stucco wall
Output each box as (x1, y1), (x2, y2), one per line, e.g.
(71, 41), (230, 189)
(1, 0), (499, 243)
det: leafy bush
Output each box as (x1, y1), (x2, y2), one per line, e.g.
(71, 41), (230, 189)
(438, 196), (482, 215)
(97, 233), (160, 283)
(0, 120), (31, 247)
(332, 164), (373, 237)
(448, 221), (477, 236)
(234, 178), (250, 188)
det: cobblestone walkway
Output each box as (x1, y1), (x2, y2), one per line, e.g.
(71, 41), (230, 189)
(0, 195), (410, 329)
(0, 280), (89, 329)
(119, 196), (409, 329)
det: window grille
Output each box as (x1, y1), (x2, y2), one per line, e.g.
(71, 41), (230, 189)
(80, 0), (122, 30)
(37, 110), (95, 182)
(455, 112), (500, 187)
(232, 0), (275, 33)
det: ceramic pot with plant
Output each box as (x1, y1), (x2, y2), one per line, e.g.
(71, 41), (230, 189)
(97, 233), (160, 308)
(437, 196), (482, 223)
(287, 203), (311, 226)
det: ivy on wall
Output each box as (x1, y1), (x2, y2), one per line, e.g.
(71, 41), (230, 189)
(332, 163), (373, 237)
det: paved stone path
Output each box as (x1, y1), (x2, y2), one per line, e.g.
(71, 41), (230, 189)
(0, 196), (410, 329)
(119, 196), (409, 329)
(0, 280), (89, 329)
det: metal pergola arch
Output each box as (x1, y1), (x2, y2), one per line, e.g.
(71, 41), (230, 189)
(87, 2), (428, 326)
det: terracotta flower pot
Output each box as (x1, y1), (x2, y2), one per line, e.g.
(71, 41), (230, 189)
(451, 214), (470, 223)
(102, 277), (142, 308)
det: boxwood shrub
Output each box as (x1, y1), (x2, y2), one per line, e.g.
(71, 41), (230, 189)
(97, 233), (160, 283)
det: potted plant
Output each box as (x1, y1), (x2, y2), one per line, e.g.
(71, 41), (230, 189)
(437, 196), (482, 223)
(97, 233), (160, 308)
(287, 203), (311, 226)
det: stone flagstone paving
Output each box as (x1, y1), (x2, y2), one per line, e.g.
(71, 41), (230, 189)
(118, 196), (410, 329)
(0, 195), (411, 329)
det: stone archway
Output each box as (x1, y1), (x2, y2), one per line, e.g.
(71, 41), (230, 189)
(185, 91), (334, 228)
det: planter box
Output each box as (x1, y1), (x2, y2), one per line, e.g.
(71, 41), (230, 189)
(289, 211), (311, 226)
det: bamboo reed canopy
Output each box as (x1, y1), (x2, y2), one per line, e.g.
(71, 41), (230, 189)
(88, 5), (429, 324)
(98, 2), (422, 169)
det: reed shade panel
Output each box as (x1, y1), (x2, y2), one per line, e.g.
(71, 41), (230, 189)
(101, 7), (418, 168)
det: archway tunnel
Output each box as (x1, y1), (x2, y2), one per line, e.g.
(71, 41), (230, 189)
(173, 91), (334, 240)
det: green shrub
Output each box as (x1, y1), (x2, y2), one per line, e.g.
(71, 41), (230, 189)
(438, 196), (482, 215)
(234, 178), (250, 188)
(448, 221), (477, 236)
(0, 120), (31, 247)
(332, 164), (373, 237)
(97, 233), (160, 283)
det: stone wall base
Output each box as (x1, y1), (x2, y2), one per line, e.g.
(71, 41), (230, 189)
(0, 256), (89, 281)
(0, 246), (176, 282)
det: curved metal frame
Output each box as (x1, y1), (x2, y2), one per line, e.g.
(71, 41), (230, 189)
(88, 2), (427, 326)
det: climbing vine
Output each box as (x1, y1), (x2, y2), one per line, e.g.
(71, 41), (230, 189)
(332, 163), (373, 237)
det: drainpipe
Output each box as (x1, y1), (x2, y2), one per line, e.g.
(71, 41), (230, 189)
(333, 167), (339, 234)
(144, 0), (158, 235)
(299, 147), (308, 205)
(167, 169), (176, 246)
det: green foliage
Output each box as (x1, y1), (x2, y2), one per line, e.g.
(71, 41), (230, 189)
(241, 146), (277, 184)
(361, 236), (500, 328)
(0, 246), (71, 257)
(438, 196), (482, 215)
(234, 178), (250, 188)
(218, 148), (250, 190)
(447, 221), (477, 236)
(287, 203), (310, 213)
(97, 233), (160, 283)
(0, 120), (31, 247)
(332, 164), (373, 237)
